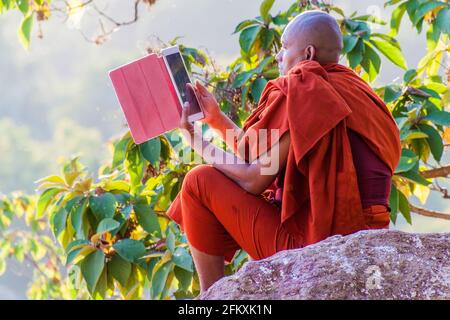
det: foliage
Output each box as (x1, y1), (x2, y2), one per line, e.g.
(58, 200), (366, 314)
(0, 0), (449, 299)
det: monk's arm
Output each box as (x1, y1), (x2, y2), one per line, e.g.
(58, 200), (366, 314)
(187, 128), (290, 195)
(191, 81), (247, 159)
(207, 111), (246, 157)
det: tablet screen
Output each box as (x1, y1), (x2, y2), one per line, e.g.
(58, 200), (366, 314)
(165, 52), (202, 115)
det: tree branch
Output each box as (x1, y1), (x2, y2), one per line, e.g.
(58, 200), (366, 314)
(421, 165), (450, 179)
(409, 203), (450, 221)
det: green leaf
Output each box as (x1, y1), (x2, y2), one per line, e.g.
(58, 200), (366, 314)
(260, 28), (275, 50)
(403, 69), (417, 84)
(401, 170), (431, 186)
(174, 266), (193, 292)
(120, 204), (133, 219)
(398, 190), (411, 224)
(125, 146), (144, 187)
(37, 188), (61, 218)
(15, 0), (29, 15)
(160, 136), (172, 161)
(389, 2), (407, 36)
(18, 13), (33, 50)
(66, 247), (83, 266)
(113, 239), (146, 263)
(262, 67), (279, 79)
(260, 0), (275, 23)
(251, 78), (268, 104)
(352, 14), (386, 25)
(66, 239), (90, 254)
(96, 218), (120, 234)
(89, 193), (117, 221)
(400, 130), (429, 141)
(232, 70), (255, 88)
(112, 134), (131, 168)
(172, 247), (193, 272)
(134, 204), (161, 237)
(342, 35), (358, 54)
(418, 124), (444, 162)
(107, 254), (131, 287)
(423, 111), (450, 126)
(52, 207), (68, 238)
(422, 81), (448, 94)
(71, 197), (88, 239)
(255, 56), (274, 74)
(239, 25), (262, 53)
(166, 227), (176, 253)
(383, 85), (402, 103)
(413, 1), (447, 25)
(436, 7), (450, 34)
(347, 39), (364, 69)
(139, 138), (161, 167)
(389, 184), (399, 223)
(233, 19), (259, 34)
(272, 15), (289, 25)
(80, 249), (105, 294)
(361, 42), (381, 82)
(93, 268), (107, 299)
(370, 38), (407, 70)
(395, 150), (418, 173)
(426, 22), (441, 51)
(151, 261), (172, 299)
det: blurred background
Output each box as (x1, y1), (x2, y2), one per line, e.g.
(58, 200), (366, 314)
(0, 0), (449, 298)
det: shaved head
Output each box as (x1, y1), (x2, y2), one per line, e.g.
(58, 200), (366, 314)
(276, 11), (343, 75)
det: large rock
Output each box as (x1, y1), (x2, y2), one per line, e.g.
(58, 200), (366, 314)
(199, 230), (450, 300)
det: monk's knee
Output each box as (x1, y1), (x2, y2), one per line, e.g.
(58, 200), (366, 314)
(181, 164), (217, 195)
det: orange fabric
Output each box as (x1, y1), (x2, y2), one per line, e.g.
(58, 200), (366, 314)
(240, 60), (401, 246)
(166, 60), (401, 260)
(166, 165), (302, 262)
(166, 165), (391, 262)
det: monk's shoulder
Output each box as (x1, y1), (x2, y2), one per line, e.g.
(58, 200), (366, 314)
(267, 76), (288, 96)
(258, 76), (288, 106)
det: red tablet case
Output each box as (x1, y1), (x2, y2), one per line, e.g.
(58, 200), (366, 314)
(109, 53), (182, 144)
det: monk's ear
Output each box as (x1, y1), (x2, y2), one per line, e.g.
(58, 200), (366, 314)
(305, 45), (316, 61)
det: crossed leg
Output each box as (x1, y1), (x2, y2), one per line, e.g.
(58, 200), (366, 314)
(166, 164), (301, 292)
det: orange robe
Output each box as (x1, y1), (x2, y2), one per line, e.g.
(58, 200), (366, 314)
(166, 60), (401, 260)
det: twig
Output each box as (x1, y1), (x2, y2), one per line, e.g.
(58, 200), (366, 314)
(409, 203), (450, 221)
(421, 165), (450, 179)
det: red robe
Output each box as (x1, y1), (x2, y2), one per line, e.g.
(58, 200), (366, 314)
(241, 60), (401, 246)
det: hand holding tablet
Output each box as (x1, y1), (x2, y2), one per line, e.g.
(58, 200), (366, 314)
(108, 45), (205, 144)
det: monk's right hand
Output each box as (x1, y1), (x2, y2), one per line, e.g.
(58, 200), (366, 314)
(192, 81), (222, 126)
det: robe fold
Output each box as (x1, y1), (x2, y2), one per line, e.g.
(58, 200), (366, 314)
(241, 60), (401, 245)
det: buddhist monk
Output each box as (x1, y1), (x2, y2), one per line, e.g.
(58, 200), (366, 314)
(166, 10), (401, 292)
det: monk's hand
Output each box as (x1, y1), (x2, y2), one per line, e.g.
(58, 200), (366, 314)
(193, 81), (222, 126)
(179, 101), (196, 139)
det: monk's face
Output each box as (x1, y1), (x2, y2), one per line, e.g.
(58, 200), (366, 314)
(275, 26), (315, 76)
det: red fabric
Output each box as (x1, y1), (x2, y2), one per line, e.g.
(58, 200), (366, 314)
(166, 166), (390, 262)
(166, 60), (401, 260)
(166, 165), (302, 262)
(240, 60), (401, 246)
(347, 129), (392, 208)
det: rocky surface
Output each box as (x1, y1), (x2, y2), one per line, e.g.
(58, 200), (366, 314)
(199, 230), (450, 300)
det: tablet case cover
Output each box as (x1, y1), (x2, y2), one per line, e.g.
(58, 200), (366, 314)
(109, 53), (182, 144)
